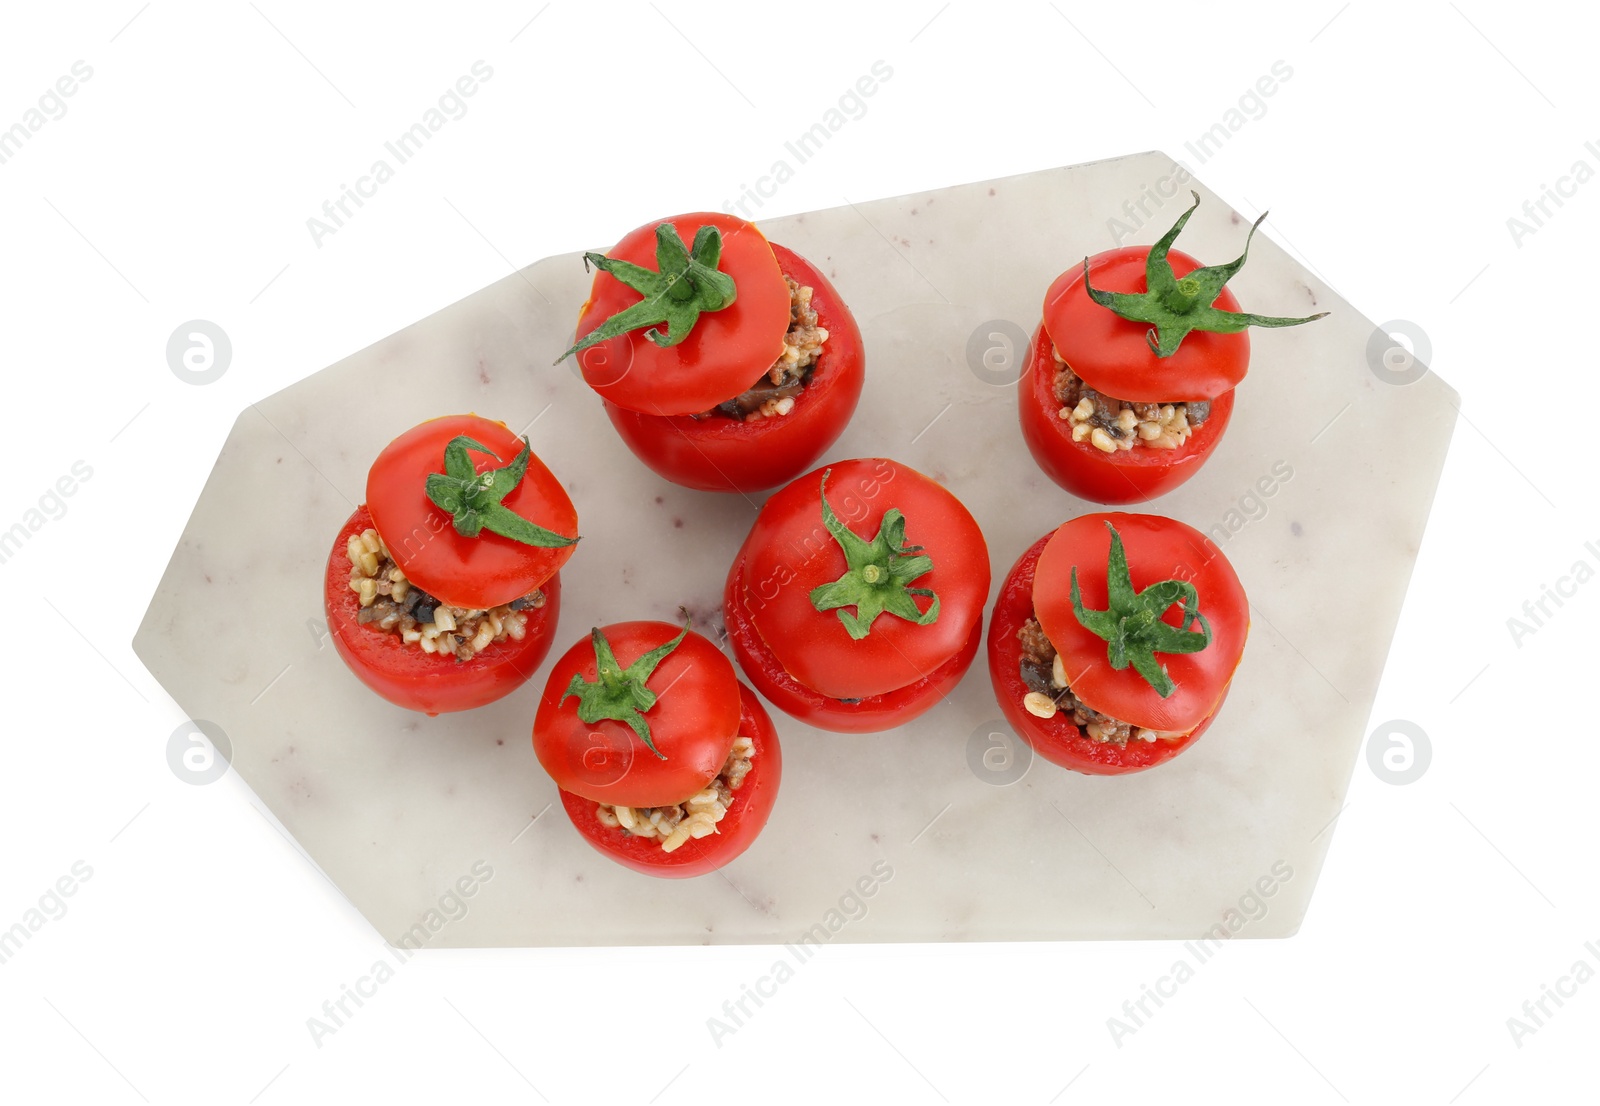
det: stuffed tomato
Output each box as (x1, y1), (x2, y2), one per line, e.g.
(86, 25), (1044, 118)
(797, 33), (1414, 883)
(558, 212), (864, 493)
(987, 512), (1247, 775)
(533, 620), (781, 878)
(724, 458), (989, 733)
(1022, 193), (1325, 503)
(325, 414), (579, 716)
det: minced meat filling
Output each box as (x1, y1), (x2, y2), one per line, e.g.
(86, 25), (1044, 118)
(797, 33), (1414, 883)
(346, 528), (543, 663)
(596, 735), (756, 853)
(1017, 616), (1167, 744)
(699, 276), (828, 421)
(1052, 346), (1210, 454)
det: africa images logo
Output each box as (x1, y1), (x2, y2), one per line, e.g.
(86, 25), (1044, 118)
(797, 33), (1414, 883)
(306, 62), (494, 247)
(705, 859), (894, 1047)
(1107, 861), (1294, 1047)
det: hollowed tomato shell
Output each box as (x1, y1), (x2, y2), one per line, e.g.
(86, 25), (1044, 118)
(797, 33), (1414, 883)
(325, 505), (561, 716)
(1019, 322), (1235, 505)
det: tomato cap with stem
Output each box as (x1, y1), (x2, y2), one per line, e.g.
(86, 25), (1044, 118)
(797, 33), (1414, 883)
(1081, 192), (1327, 358)
(594, 239), (864, 492)
(555, 223), (737, 364)
(1036, 512), (1247, 733)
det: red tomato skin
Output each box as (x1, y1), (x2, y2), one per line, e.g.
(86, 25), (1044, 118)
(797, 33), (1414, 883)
(1034, 513), (1247, 733)
(325, 506), (561, 716)
(365, 415), (578, 610)
(724, 551), (983, 733)
(532, 622), (742, 809)
(733, 458), (990, 700)
(1042, 246), (1249, 401)
(1019, 322), (1236, 504)
(574, 212), (793, 416)
(557, 683), (782, 878)
(985, 533), (1227, 775)
(599, 242), (865, 493)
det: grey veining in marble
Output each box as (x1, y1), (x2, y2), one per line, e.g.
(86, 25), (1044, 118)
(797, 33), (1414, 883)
(133, 152), (1456, 946)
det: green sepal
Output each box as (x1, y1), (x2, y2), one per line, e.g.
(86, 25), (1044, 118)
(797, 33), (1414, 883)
(554, 223), (739, 364)
(559, 621), (692, 759)
(807, 470), (940, 641)
(423, 435), (579, 550)
(1081, 191), (1328, 358)
(1069, 521), (1211, 698)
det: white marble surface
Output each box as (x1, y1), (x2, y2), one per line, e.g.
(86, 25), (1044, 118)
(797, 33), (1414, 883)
(133, 152), (1456, 946)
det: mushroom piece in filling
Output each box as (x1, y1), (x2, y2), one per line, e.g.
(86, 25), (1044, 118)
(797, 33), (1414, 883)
(596, 736), (756, 853)
(345, 527), (544, 663)
(1052, 347), (1211, 455)
(1016, 617), (1178, 744)
(698, 277), (829, 421)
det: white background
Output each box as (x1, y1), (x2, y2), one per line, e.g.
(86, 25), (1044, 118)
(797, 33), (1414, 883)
(1, 2), (1594, 1103)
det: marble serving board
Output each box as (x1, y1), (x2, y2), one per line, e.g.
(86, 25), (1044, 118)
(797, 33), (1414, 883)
(134, 152), (1456, 946)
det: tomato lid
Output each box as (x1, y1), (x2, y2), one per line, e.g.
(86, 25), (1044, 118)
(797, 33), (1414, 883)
(1043, 247), (1248, 403)
(570, 212), (792, 416)
(534, 621), (742, 808)
(1033, 512), (1247, 733)
(743, 458), (990, 700)
(1043, 195), (1326, 403)
(365, 414), (578, 611)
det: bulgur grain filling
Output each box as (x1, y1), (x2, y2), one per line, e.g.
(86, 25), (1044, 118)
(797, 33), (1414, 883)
(1052, 345), (1211, 455)
(346, 527), (543, 663)
(596, 735), (756, 853)
(1016, 616), (1177, 744)
(699, 276), (828, 421)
